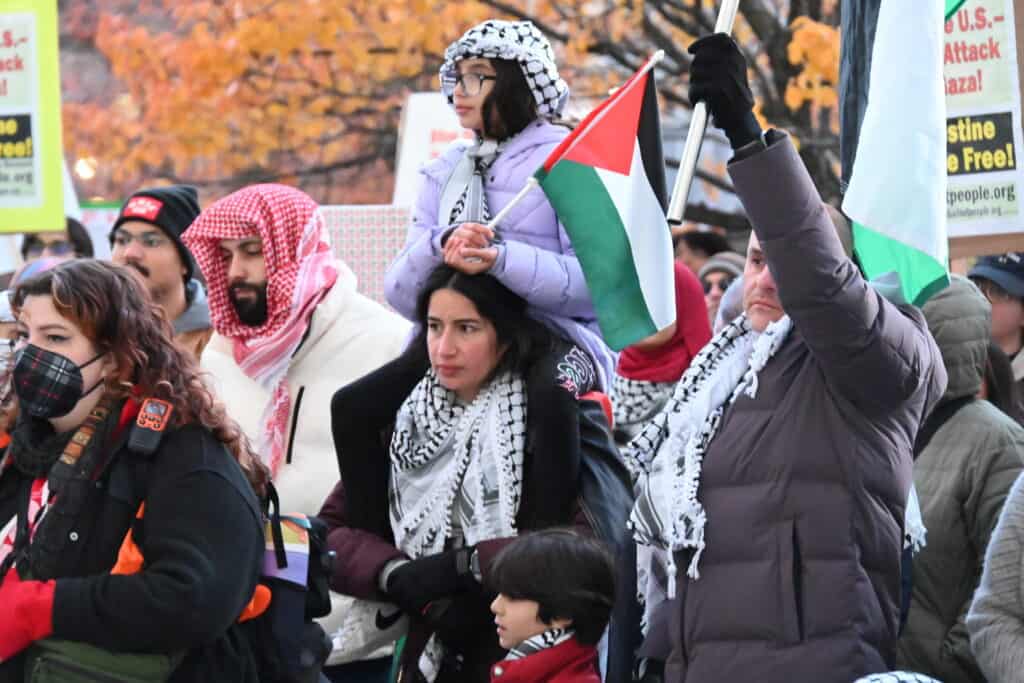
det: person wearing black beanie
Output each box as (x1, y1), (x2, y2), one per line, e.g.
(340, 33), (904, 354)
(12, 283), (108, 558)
(109, 185), (213, 357)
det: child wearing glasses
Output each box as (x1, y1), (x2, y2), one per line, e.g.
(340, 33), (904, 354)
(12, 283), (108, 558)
(381, 20), (616, 530)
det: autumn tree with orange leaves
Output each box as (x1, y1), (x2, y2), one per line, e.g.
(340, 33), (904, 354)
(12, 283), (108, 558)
(62, 0), (494, 203)
(61, 0), (841, 231)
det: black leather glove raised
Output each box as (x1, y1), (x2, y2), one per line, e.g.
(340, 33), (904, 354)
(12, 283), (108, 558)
(688, 33), (762, 150)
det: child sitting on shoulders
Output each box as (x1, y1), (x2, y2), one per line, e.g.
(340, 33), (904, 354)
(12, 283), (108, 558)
(488, 530), (616, 683)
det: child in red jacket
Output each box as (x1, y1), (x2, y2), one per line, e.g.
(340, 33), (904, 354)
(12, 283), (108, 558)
(488, 530), (616, 683)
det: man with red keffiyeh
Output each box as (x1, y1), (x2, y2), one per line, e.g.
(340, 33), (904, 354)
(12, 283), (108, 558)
(182, 184), (410, 520)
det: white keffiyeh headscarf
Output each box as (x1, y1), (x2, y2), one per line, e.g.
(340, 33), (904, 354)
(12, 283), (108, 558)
(624, 313), (793, 623)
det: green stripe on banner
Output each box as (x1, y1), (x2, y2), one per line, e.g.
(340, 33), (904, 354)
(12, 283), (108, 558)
(853, 221), (950, 306)
(945, 0), (966, 21)
(537, 160), (657, 350)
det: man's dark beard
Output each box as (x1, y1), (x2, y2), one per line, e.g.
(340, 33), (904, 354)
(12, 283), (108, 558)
(229, 283), (269, 327)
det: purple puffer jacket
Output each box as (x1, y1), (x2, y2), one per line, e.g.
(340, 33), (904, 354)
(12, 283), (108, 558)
(383, 119), (617, 389)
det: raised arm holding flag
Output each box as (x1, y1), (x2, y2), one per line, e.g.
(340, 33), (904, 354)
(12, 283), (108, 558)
(623, 31), (947, 683)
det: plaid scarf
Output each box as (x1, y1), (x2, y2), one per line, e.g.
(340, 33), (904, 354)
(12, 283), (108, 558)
(184, 184), (338, 476)
(625, 313), (792, 614)
(504, 627), (574, 660)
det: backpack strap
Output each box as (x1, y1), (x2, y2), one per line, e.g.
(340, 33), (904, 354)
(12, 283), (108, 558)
(913, 396), (974, 459)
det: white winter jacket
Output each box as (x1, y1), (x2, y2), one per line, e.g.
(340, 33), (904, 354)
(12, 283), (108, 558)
(201, 262), (411, 516)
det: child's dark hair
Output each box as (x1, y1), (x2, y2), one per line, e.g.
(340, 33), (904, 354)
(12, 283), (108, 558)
(481, 59), (538, 140)
(412, 264), (552, 379)
(489, 529), (616, 646)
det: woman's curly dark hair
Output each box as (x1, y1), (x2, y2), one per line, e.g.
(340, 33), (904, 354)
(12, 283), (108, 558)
(12, 259), (269, 496)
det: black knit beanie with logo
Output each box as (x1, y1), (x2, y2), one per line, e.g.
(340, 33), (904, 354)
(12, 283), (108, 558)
(109, 185), (201, 282)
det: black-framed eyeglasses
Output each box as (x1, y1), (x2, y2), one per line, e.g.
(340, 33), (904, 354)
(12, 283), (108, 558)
(112, 230), (169, 250)
(441, 73), (497, 98)
(702, 277), (734, 295)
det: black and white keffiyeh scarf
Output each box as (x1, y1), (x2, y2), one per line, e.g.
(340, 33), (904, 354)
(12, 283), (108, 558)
(440, 20), (569, 118)
(504, 627), (574, 660)
(624, 313), (792, 621)
(611, 375), (676, 439)
(443, 139), (503, 228)
(389, 369), (528, 560)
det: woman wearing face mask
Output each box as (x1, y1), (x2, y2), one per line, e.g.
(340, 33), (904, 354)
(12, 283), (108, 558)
(382, 20), (615, 535)
(323, 265), (620, 682)
(0, 260), (267, 682)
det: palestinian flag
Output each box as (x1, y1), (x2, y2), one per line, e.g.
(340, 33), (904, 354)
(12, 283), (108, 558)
(840, 0), (963, 305)
(535, 56), (674, 351)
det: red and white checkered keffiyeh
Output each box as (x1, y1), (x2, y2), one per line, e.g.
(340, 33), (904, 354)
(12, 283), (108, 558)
(183, 184), (338, 476)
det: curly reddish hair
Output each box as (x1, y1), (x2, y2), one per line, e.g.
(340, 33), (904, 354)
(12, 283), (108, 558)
(12, 259), (268, 496)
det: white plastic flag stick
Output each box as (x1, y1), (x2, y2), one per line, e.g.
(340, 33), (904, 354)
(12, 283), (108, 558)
(485, 176), (538, 235)
(666, 0), (742, 224)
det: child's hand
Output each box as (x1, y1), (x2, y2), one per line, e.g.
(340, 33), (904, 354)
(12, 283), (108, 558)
(445, 245), (498, 274)
(450, 222), (495, 247)
(443, 222), (494, 261)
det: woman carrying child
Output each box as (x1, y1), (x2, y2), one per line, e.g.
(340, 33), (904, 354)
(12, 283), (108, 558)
(382, 20), (616, 531)
(323, 266), (617, 681)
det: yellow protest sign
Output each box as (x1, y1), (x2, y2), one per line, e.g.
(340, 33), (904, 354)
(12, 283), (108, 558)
(0, 0), (63, 233)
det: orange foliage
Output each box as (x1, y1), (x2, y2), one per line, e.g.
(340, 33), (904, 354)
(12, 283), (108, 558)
(63, 0), (492, 203)
(784, 17), (840, 133)
(62, 0), (842, 208)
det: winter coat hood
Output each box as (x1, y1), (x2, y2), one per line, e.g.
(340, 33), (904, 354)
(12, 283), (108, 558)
(174, 279), (212, 335)
(922, 275), (991, 402)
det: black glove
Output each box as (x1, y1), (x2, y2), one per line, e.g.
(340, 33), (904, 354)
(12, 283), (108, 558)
(688, 33), (762, 150)
(385, 547), (477, 617)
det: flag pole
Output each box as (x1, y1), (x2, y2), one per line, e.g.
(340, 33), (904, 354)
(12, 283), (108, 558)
(486, 177), (539, 233)
(486, 50), (667, 233)
(666, 0), (743, 225)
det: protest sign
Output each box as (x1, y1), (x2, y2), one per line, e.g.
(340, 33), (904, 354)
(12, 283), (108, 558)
(0, 1), (63, 232)
(392, 92), (472, 207)
(945, 0), (1024, 249)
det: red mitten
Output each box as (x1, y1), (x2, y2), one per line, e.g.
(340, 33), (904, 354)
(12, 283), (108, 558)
(0, 568), (55, 661)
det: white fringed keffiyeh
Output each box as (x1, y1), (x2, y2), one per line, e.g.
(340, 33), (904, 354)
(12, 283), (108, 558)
(389, 370), (528, 560)
(905, 484), (927, 553)
(625, 313), (793, 612)
(611, 375), (676, 436)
